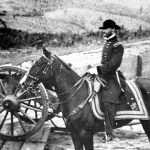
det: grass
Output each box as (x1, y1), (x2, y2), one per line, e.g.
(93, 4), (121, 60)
(1, 0), (150, 33)
(0, 36), (149, 66)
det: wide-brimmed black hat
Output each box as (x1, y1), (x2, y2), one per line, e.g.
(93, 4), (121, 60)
(99, 19), (120, 30)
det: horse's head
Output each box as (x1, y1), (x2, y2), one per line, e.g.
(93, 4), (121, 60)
(22, 47), (80, 94)
(22, 48), (56, 90)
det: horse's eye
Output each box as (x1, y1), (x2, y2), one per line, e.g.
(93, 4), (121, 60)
(35, 60), (42, 66)
(34, 57), (47, 67)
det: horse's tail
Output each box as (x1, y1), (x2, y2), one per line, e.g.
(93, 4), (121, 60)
(135, 77), (150, 92)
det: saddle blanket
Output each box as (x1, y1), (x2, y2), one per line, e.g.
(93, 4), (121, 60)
(89, 79), (149, 120)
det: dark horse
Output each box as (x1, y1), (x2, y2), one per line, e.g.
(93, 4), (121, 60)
(23, 48), (150, 150)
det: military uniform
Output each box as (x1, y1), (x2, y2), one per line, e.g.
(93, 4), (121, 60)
(97, 35), (124, 138)
(97, 19), (124, 142)
(97, 35), (124, 103)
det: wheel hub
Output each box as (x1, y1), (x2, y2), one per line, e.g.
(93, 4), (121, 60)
(3, 95), (19, 111)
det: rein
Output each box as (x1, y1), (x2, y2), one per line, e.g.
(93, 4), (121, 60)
(67, 89), (95, 120)
(26, 54), (96, 123)
(54, 77), (85, 105)
(58, 77), (84, 96)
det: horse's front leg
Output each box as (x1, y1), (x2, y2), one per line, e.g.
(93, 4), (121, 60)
(79, 129), (94, 150)
(70, 131), (84, 150)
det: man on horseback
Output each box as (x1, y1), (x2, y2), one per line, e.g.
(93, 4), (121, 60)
(97, 19), (125, 142)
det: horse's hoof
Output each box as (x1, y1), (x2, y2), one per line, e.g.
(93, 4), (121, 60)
(101, 138), (106, 143)
(106, 134), (114, 142)
(100, 135), (106, 143)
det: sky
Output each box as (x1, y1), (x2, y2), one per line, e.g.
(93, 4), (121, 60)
(104, 0), (150, 9)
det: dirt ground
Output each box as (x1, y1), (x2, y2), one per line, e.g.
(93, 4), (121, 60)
(44, 122), (150, 150)
(43, 117), (150, 150)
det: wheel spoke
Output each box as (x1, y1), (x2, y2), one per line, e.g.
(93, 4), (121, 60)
(34, 101), (38, 119)
(0, 110), (9, 130)
(0, 108), (5, 113)
(25, 101), (31, 113)
(20, 103), (43, 112)
(11, 112), (14, 136)
(16, 90), (28, 98)
(0, 80), (7, 95)
(19, 108), (37, 124)
(0, 92), (5, 98)
(14, 84), (21, 96)
(14, 112), (27, 133)
(19, 96), (42, 102)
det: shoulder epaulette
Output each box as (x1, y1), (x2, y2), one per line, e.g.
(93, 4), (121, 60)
(113, 42), (122, 47)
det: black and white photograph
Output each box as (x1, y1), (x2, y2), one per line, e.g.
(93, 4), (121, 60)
(0, 0), (150, 149)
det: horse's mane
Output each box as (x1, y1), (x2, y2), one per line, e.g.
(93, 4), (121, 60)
(55, 55), (72, 71)
(54, 55), (80, 78)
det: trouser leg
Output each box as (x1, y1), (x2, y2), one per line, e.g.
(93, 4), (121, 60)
(103, 102), (116, 135)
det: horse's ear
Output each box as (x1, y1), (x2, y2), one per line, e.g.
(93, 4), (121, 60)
(43, 48), (51, 59)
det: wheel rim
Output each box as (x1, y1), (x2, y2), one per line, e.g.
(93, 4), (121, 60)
(0, 66), (48, 141)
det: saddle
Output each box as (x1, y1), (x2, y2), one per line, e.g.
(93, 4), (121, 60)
(84, 73), (149, 120)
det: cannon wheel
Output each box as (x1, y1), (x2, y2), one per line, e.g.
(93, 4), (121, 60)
(11, 55), (62, 121)
(0, 65), (48, 141)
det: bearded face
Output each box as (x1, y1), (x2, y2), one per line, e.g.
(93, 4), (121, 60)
(102, 28), (114, 39)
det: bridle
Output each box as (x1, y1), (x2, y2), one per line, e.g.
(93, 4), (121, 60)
(26, 55), (55, 83)
(25, 54), (84, 97)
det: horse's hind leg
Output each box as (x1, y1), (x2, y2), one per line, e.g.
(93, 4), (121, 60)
(140, 120), (150, 142)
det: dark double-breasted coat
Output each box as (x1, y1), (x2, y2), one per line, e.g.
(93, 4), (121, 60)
(97, 35), (124, 104)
